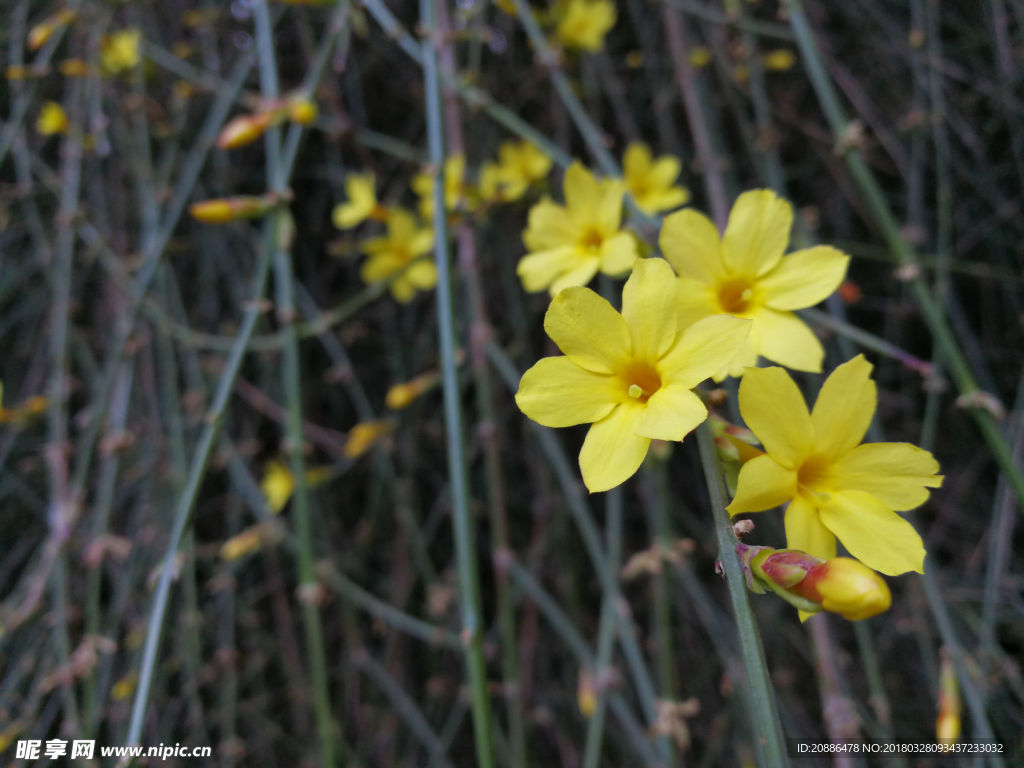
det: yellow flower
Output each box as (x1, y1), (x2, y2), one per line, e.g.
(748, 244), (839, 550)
(516, 258), (751, 492)
(661, 189), (850, 379)
(261, 460), (296, 513)
(481, 140), (553, 203)
(332, 173), (383, 229)
(412, 154), (467, 220)
(360, 208), (436, 302)
(688, 46), (711, 68)
(727, 355), (943, 575)
(36, 101), (69, 136)
(260, 460), (333, 513)
(518, 162), (637, 295)
(623, 142), (690, 215)
(762, 49), (796, 71)
(556, 0), (616, 53)
(101, 29), (142, 74)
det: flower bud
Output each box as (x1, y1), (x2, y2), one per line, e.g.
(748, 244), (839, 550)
(288, 98), (317, 125)
(738, 544), (891, 621)
(344, 420), (393, 459)
(386, 372), (439, 410)
(217, 112), (273, 149)
(936, 649), (960, 743)
(189, 193), (283, 223)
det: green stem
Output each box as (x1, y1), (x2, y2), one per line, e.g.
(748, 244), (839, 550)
(695, 422), (788, 767)
(419, 0), (496, 764)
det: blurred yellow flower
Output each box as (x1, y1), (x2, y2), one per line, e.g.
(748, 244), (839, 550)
(661, 189), (850, 379)
(261, 460), (296, 513)
(360, 208), (436, 302)
(762, 49), (796, 71)
(412, 154), (467, 220)
(518, 162), (636, 294)
(556, 0), (616, 53)
(516, 258), (751, 492)
(36, 101), (69, 136)
(260, 460), (334, 513)
(728, 356), (942, 575)
(688, 46), (711, 68)
(101, 29), (142, 74)
(623, 142), (690, 215)
(332, 173), (384, 229)
(479, 140), (552, 203)
(345, 420), (393, 459)
(485, 140), (552, 202)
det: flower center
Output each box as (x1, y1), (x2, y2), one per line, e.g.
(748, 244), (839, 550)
(620, 361), (662, 404)
(718, 278), (756, 314)
(797, 456), (832, 500)
(579, 227), (604, 252)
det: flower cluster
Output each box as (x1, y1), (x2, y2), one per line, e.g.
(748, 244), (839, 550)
(514, 179), (942, 616)
(330, 141), (551, 303)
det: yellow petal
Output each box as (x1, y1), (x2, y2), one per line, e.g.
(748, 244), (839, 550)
(598, 231), (638, 276)
(544, 286), (631, 373)
(721, 189), (792, 276)
(406, 260), (437, 289)
(661, 315), (752, 388)
(738, 365), (812, 468)
(622, 258), (677, 361)
(549, 256), (601, 294)
(636, 187), (689, 215)
(564, 163), (601, 226)
(727, 454), (797, 515)
(784, 495), (836, 560)
(810, 354), (876, 460)
(623, 142), (652, 176)
(517, 247), (578, 293)
(659, 208), (724, 284)
(758, 246), (850, 310)
(516, 357), (619, 427)
(594, 178), (625, 233)
(579, 405), (650, 492)
(361, 254), (401, 283)
(819, 490), (925, 575)
(833, 442), (942, 511)
(634, 384), (706, 441)
(648, 155), (682, 189)
(391, 277), (415, 303)
(754, 307), (824, 373)
(675, 277), (719, 328)
(524, 198), (577, 251)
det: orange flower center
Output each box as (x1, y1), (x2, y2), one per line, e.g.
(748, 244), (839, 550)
(579, 227), (604, 252)
(620, 361), (662, 404)
(718, 278), (756, 314)
(797, 456), (832, 496)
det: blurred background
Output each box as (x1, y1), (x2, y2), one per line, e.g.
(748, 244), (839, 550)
(0, 0), (1022, 766)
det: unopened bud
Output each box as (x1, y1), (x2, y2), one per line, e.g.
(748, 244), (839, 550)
(217, 112), (273, 149)
(189, 193), (283, 223)
(936, 648), (960, 743)
(288, 98), (317, 125)
(28, 9), (77, 52)
(739, 544), (891, 621)
(344, 420), (393, 459)
(386, 372), (440, 410)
